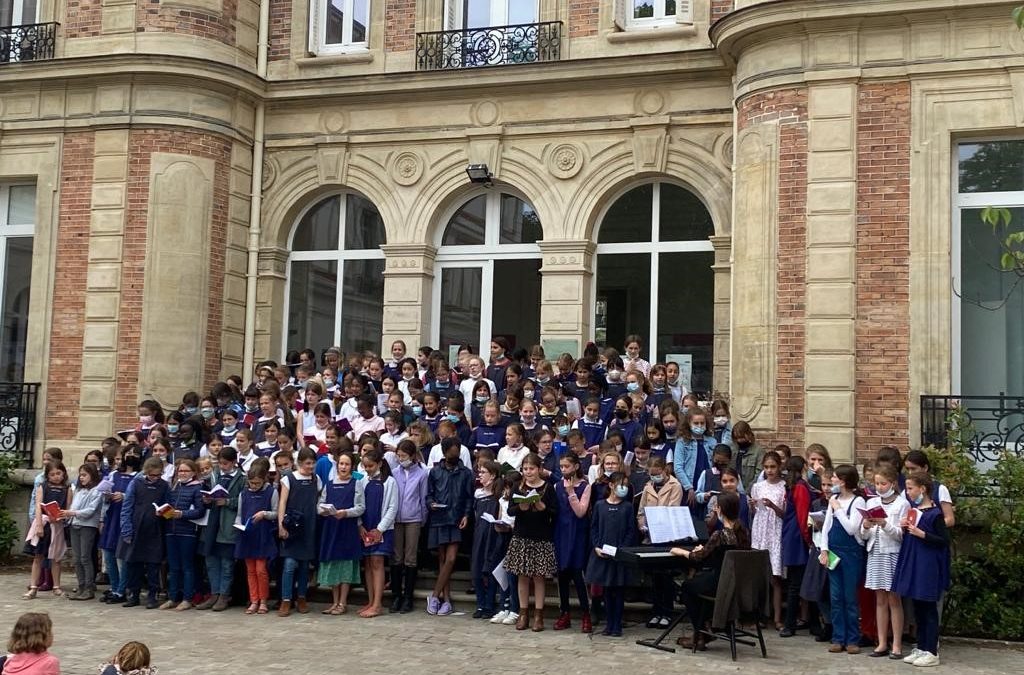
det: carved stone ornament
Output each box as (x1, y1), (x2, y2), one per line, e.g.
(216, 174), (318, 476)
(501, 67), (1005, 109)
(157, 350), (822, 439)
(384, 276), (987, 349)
(389, 151), (424, 186)
(261, 155), (278, 191)
(471, 100), (501, 126)
(320, 110), (348, 134)
(546, 143), (583, 180)
(635, 89), (666, 116)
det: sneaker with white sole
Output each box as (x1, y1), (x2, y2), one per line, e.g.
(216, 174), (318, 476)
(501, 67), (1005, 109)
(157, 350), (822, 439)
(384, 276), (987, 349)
(913, 652), (940, 667)
(903, 648), (924, 664)
(490, 610), (510, 624)
(502, 611), (519, 625)
(426, 595), (440, 615)
(438, 600), (453, 616)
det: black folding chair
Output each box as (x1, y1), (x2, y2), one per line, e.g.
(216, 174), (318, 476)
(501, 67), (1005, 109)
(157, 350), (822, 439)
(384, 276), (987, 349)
(695, 549), (770, 661)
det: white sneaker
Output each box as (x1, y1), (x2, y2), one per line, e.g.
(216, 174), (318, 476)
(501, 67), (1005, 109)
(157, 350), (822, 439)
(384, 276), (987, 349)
(903, 648), (924, 664)
(502, 611), (519, 625)
(913, 652), (940, 667)
(489, 610), (509, 624)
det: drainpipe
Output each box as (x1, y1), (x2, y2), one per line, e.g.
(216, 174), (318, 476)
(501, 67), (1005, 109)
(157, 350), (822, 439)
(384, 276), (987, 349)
(243, 0), (270, 382)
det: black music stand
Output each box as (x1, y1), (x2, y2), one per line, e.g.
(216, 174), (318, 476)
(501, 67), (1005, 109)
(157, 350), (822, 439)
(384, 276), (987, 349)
(634, 522), (707, 653)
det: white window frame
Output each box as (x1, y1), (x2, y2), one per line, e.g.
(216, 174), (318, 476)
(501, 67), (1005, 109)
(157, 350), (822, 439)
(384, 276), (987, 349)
(444, 0), (539, 29)
(308, 0), (370, 56)
(590, 180), (714, 364)
(431, 189), (543, 351)
(1, 0), (39, 26)
(614, 0), (691, 30)
(282, 192), (385, 357)
(0, 183), (36, 381)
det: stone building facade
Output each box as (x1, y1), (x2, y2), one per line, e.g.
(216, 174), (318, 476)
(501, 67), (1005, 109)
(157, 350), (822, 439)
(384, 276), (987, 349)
(1, 0), (1022, 465)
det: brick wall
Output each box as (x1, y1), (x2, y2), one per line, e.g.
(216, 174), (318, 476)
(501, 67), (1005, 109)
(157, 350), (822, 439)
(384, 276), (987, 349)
(62, 0), (103, 38)
(268, 0), (293, 61)
(738, 88), (809, 451)
(385, 0), (416, 52)
(115, 129), (232, 427)
(569, 0), (600, 38)
(135, 0), (238, 48)
(711, 0), (733, 22)
(855, 82), (911, 454)
(47, 133), (95, 440)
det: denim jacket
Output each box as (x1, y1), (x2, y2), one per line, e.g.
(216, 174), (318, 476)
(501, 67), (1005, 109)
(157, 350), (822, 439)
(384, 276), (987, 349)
(673, 433), (716, 491)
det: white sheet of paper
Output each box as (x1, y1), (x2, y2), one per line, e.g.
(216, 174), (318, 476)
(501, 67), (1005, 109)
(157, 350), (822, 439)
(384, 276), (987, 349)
(492, 560), (509, 591)
(644, 506), (698, 544)
(624, 451), (635, 467)
(480, 512), (496, 524)
(189, 511), (209, 527)
(318, 503), (337, 516)
(565, 399), (581, 418)
(600, 544), (618, 557)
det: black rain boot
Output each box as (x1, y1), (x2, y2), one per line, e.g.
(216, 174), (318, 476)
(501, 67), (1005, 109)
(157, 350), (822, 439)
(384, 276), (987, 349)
(389, 565), (404, 613)
(401, 566), (417, 614)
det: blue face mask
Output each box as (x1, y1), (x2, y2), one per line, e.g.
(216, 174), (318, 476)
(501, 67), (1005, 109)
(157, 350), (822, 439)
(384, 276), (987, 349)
(201, 408), (215, 420)
(614, 485), (629, 499)
(626, 382), (640, 393)
(830, 484), (841, 495)
(224, 424), (237, 433)
(185, 406), (198, 415)
(167, 424), (180, 434)
(691, 425), (705, 436)
(557, 425), (570, 437)
(912, 492), (924, 506)
(411, 405), (423, 416)
(446, 413), (460, 423)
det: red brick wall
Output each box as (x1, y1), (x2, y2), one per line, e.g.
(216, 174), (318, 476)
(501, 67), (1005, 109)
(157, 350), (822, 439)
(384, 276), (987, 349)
(855, 82), (911, 454)
(711, 0), (733, 22)
(385, 0), (416, 52)
(62, 0), (103, 38)
(47, 133), (95, 440)
(268, 0), (293, 61)
(115, 129), (232, 427)
(738, 88), (809, 451)
(569, 0), (600, 38)
(135, 0), (238, 48)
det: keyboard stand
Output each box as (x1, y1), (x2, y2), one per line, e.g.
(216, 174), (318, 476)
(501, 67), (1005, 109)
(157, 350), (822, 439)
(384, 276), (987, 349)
(635, 608), (688, 653)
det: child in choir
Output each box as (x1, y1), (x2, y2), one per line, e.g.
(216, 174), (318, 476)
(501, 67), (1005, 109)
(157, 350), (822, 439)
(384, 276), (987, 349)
(573, 397), (607, 454)
(24, 462), (70, 599)
(705, 467), (750, 531)
(120, 457), (169, 608)
(862, 464), (909, 659)
(497, 423), (531, 471)
(390, 440), (429, 613)
(197, 447), (245, 612)
(235, 463), (279, 615)
(65, 463), (104, 601)
(696, 444), (745, 511)
(471, 460), (503, 618)
(750, 451), (786, 629)
(379, 411), (409, 453)
(426, 437), (474, 616)
(471, 401), (506, 453)
(161, 459), (206, 610)
(608, 395), (641, 455)
(731, 421), (763, 488)
(533, 428), (561, 482)
(276, 447), (322, 616)
(274, 449), (295, 477)
(637, 456), (683, 628)
(902, 450), (955, 528)
(149, 439), (175, 482)
(709, 399), (732, 445)
(358, 448), (398, 618)
(892, 472), (950, 668)
(674, 406), (716, 509)
(586, 471), (636, 637)
(469, 379), (494, 427)
(219, 409), (242, 446)
(99, 454), (140, 604)
(318, 451), (366, 615)
(553, 453), (592, 632)
(505, 453), (559, 631)
(806, 443), (833, 496)
(235, 429), (258, 472)
(589, 449), (625, 503)
(779, 455), (812, 637)
(819, 464), (867, 653)
(518, 399), (542, 434)
(488, 472), (521, 626)
(564, 430), (593, 479)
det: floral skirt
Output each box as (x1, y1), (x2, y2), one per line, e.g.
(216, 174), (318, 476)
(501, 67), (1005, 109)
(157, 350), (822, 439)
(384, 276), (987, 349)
(503, 536), (557, 578)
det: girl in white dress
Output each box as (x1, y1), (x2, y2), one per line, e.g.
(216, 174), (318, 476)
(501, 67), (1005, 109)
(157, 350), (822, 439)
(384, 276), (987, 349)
(750, 450), (787, 629)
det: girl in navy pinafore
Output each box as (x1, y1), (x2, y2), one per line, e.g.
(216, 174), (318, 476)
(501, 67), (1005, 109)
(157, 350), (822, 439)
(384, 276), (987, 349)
(553, 453), (592, 631)
(235, 469), (279, 614)
(780, 456), (812, 635)
(470, 462), (502, 618)
(277, 449), (321, 611)
(318, 451), (366, 615)
(98, 459), (138, 602)
(358, 450), (398, 617)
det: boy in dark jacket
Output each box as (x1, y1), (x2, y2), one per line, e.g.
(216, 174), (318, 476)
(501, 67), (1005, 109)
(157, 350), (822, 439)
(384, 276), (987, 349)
(425, 437), (474, 615)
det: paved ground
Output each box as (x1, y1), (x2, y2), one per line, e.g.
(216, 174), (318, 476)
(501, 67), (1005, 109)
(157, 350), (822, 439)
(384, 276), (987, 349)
(0, 574), (1018, 675)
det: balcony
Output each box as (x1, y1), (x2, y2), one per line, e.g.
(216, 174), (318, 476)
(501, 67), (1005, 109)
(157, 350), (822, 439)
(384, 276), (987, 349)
(1, 22), (58, 64)
(921, 394), (1024, 469)
(416, 21), (561, 71)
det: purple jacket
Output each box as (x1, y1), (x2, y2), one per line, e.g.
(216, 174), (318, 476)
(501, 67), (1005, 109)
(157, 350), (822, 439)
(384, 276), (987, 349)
(392, 462), (429, 524)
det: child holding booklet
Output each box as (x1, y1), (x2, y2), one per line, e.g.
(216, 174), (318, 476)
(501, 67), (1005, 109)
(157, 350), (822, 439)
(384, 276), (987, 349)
(861, 464), (909, 659)
(120, 458), (170, 609)
(489, 471), (521, 626)
(318, 450), (365, 615)
(23, 462), (70, 599)
(426, 437), (474, 616)
(161, 459), (206, 610)
(819, 464), (866, 654)
(470, 460), (503, 618)
(357, 449), (398, 618)
(276, 448), (322, 616)
(554, 453), (593, 632)
(586, 471), (636, 638)
(235, 463), (279, 615)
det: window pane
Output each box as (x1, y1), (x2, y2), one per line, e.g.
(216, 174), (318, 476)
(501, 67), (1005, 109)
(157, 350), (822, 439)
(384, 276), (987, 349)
(325, 0), (345, 44)
(343, 194), (386, 250)
(293, 196), (340, 251)
(633, 1), (654, 19)
(595, 253), (651, 351)
(508, 0), (537, 25)
(6, 185), (35, 226)
(352, 0), (368, 42)
(665, 0), (676, 16)
(960, 208), (1024, 396)
(598, 184), (652, 243)
(660, 184), (713, 241)
(657, 251), (714, 393)
(465, 0), (491, 28)
(442, 195), (487, 246)
(491, 259), (540, 351)
(498, 195), (542, 244)
(0, 237), (33, 381)
(439, 267), (482, 351)
(958, 141), (1024, 193)
(287, 260), (337, 355)
(341, 258), (384, 353)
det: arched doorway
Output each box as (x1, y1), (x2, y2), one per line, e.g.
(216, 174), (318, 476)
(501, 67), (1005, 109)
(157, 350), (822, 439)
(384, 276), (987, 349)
(432, 190), (542, 355)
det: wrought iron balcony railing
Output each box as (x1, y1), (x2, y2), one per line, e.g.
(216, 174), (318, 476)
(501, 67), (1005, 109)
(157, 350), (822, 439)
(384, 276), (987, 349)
(921, 393), (1024, 465)
(0, 382), (39, 465)
(1, 22), (58, 64)
(416, 21), (562, 71)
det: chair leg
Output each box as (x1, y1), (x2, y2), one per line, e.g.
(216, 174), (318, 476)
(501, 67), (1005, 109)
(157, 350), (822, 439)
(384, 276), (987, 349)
(756, 619), (767, 658)
(729, 621), (737, 661)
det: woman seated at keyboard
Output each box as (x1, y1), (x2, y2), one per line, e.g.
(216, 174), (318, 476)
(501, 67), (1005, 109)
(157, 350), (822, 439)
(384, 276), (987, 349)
(670, 491), (751, 650)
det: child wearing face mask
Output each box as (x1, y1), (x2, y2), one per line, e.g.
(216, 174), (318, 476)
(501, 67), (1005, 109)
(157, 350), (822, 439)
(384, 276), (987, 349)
(674, 408), (716, 510)
(861, 464), (909, 659)
(608, 395), (641, 456)
(471, 401), (506, 453)
(572, 397), (607, 454)
(695, 445), (746, 515)
(586, 471), (636, 637)
(389, 440), (428, 614)
(819, 464), (867, 654)
(426, 438), (474, 616)
(656, 410), (678, 465)
(709, 399), (732, 446)
(637, 457), (683, 628)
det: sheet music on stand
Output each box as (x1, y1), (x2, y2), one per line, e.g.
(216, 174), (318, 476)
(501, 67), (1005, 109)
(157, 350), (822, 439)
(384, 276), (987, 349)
(644, 506), (698, 544)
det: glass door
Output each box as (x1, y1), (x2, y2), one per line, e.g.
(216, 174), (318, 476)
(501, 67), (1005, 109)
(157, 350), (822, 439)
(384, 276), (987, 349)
(436, 263), (489, 356)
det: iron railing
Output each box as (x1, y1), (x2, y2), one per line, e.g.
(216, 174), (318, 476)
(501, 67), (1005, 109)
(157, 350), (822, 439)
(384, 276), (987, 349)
(921, 394), (1024, 463)
(0, 382), (38, 464)
(416, 21), (562, 71)
(0, 22), (58, 63)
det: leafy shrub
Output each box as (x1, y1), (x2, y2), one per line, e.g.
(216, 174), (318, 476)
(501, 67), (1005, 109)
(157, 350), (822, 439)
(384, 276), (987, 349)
(0, 452), (23, 559)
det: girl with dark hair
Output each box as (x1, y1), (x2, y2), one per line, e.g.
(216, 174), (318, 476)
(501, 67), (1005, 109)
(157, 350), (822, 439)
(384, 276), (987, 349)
(819, 464), (867, 653)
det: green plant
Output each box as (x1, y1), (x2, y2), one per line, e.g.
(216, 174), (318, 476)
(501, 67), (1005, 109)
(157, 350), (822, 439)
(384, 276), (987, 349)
(0, 452), (23, 558)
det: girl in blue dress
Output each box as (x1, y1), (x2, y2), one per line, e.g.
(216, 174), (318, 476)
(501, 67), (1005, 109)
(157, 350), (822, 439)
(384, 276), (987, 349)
(276, 447), (322, 616)
(586, 471), (636, 637)
(235, 463), (279, 615)
(780, 455), (812, 637)
(358, 448), (398, 618)
(98, 454), (140, 604)
(471, 460), (503, 618)
(554, 453), (592, 633)
(318, 451), (366, 615)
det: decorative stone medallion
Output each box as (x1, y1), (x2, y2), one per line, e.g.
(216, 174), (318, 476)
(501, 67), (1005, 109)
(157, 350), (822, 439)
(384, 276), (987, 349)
(546, 143), (583, 179)
(390, 151), (424, 186)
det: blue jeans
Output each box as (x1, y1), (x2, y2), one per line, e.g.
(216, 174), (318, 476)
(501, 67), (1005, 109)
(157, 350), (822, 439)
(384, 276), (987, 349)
(206, 553), (235, 596)
(828, 546), (864, 646)
(166, 535), (198, 602)
(472, 561), (496, 613)
(281, 557), (309, 601)
(499, 573), (519, 613)
(102, 550), (126, 596)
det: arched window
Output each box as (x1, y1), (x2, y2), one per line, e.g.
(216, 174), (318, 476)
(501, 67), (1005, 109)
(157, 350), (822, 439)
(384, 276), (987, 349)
(594, 181), (715, 391)
(285, 192), (386, 358)
(432, 191), (542, 355)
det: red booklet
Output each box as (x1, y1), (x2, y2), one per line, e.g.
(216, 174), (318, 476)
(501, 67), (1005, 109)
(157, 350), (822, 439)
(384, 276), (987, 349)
(906, 508), (921, 527)
(857, 505), (887, 520)
(41, 501), (62, 521)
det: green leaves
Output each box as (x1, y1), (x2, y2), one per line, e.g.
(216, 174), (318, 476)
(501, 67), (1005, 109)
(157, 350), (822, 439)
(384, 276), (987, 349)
(981, 205), (1013, 229)
(1014, 5), (1024, 30)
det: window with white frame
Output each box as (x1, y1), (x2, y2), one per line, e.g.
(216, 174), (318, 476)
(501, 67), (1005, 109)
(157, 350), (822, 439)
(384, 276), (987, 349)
(0, 183), (35, 382)
(0, 0), (38, 26)
(309, 0), (369, 54)
(285, 192), (385, 358)
(614, 0), (691, 29)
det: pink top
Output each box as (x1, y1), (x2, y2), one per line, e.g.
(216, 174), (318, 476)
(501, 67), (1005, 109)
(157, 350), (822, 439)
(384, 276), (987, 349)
(3, 651), (61, 675)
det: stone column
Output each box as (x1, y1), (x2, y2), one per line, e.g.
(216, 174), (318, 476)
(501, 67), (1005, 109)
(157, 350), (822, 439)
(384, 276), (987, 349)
(254, 246), (288, 362)
(710, 234), (731, 396)
(538, 239), (595, 356)
(381, 243), (436, 353)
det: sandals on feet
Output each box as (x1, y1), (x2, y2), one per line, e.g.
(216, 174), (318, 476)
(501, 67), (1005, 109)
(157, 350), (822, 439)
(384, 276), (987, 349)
(23, 587), (37, 600)
(329, 605), (345, 615)
(52, 587), (64, 597)
(245, 603), (259, 615)
(322, 604), (338, 615)
(257, 603), (269, 615)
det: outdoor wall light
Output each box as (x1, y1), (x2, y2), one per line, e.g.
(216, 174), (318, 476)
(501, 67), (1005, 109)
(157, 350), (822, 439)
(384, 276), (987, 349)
(466, 163), (493, 185)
